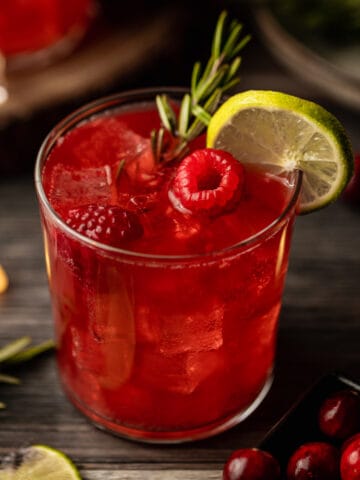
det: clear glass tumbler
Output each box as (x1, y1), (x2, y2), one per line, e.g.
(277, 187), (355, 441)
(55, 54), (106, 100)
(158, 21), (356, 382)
(35, 89), (302, 443)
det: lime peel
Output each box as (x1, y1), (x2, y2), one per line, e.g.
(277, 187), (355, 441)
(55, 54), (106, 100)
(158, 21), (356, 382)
(207, 90), (354, 213)
(0, 445), (81, 480)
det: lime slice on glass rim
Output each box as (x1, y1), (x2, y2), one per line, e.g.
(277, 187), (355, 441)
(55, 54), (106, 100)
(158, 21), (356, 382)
(207, 90), (354, 213)
(0, 445), (81, 480)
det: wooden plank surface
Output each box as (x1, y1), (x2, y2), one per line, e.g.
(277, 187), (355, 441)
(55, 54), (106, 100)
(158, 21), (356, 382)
(82, 472), (221, 479)
(1, 164), (360, 477)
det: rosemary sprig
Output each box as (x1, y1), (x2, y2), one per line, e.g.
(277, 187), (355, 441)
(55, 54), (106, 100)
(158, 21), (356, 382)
(115, 158), (126, 181)
(0, 337), (55, 408)
(0, 336), (32, 363)
(152, 10), (250, 163)
(6, 339), (55, 365)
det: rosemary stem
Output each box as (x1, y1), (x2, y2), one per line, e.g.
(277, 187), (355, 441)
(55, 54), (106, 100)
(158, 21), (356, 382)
(152, 10), (250, 164)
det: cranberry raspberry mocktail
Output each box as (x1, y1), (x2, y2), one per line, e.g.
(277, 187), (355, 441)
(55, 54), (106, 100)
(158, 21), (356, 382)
(35, 89), (301, 442)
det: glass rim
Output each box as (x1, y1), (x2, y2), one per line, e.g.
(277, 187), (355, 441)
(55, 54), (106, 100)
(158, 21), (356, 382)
(34, 86), (303, 262)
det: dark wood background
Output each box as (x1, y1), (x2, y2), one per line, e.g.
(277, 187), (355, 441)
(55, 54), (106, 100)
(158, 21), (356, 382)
(0, 2), (360, 478)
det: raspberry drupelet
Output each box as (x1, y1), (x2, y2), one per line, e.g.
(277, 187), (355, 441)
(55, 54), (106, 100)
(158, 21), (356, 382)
(171, 148), (244, 215)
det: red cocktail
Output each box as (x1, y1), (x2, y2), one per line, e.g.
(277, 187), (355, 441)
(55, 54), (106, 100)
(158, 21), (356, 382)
(35, 89), (301, 442)
(0, 0), (95, 65)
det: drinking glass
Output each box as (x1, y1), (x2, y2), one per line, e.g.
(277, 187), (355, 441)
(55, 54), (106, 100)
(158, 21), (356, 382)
(35, 88), (302, 442)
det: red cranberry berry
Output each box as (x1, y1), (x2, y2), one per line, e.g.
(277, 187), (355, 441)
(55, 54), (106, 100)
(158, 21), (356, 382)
(341, 435), (360, 480)
(318, 389), (360, 440)
(286, 442), (340, 480)
(171, 148), (244, 215)
(343, 433), (360, 452)
(343, 154), (360, 206)
(223, 448), (280, 480)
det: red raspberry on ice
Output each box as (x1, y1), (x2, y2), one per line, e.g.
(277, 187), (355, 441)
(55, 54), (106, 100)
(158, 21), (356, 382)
(64, 204), (143, 247)
(171, 148), (244, 214)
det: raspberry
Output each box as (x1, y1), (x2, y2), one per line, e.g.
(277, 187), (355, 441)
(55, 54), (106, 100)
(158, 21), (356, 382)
(65, 204), (143, 247)
(171, 148), (244, 214)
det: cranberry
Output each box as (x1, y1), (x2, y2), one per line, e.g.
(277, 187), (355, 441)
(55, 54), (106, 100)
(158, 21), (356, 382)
(343, 434), (360, 452)
(286, 442), (340, 480)
(343, 154), (360, 206)
(222, 448), (280, 480)
(318, 389), (360, 440)
(341, 435), (360, 480)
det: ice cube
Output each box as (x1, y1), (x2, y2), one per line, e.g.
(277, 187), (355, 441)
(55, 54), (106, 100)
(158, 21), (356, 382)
(86, 285), (136, 389)
(70, 117), (149, 168)
(136, 347), (225, 395)
(181, 350), (225, 394)
(71, 323), (135, 391)
(136, 300), (224, 355)
(67, 116), (155, 184)
(45, 117), (154, 211)
(127, 193), (159, 213)
(47, 164), (115, 211)
(60, 325), (106, 406)
(125, 143), (155, 182)
(171, 209), (202, 242)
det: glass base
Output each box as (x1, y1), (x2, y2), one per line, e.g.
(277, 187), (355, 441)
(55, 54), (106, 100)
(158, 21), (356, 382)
(63, 371), (274, 444)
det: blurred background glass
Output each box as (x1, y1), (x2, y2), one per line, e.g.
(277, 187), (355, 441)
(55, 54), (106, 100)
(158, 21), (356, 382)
(270, 0), (360, 45)
(0, 0), (96, 67)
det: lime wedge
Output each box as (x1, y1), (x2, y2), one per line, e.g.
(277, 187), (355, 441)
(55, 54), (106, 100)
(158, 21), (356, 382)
(207, 90), (354, 213)
(0, 445), (81, 480)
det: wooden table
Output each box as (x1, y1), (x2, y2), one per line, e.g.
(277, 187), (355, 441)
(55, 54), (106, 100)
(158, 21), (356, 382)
(0, 23), (360, 480)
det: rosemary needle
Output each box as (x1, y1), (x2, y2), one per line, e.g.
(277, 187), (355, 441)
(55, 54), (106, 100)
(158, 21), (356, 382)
(152, 10), (250, 163)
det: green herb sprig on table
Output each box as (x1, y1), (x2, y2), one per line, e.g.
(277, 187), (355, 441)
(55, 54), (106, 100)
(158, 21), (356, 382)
(0, 337), (55, 408)
(151, 10), (251, 164)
